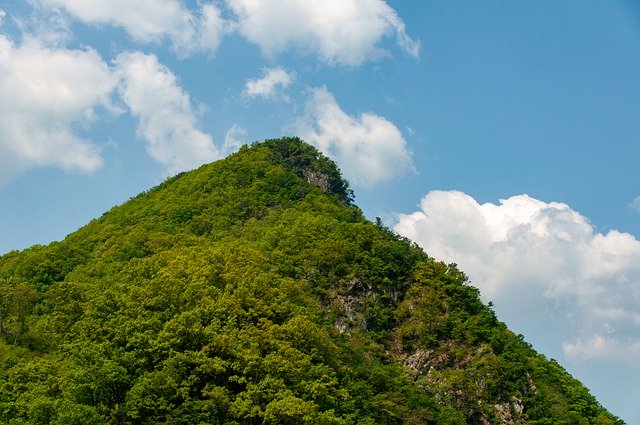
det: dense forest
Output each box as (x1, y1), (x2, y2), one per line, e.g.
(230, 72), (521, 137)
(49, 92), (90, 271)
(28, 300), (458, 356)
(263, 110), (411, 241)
(0, 138), (623, 424)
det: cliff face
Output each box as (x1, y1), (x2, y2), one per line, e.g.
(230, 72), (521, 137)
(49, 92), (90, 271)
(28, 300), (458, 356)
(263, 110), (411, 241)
(0, 138), (623, 424)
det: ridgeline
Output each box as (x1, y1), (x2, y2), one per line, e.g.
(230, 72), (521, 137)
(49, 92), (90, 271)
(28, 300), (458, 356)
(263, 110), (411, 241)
(0, 138), (623, 424)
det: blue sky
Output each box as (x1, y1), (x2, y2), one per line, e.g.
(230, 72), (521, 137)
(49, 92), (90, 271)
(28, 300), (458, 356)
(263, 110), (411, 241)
(1, 1), (639, 422)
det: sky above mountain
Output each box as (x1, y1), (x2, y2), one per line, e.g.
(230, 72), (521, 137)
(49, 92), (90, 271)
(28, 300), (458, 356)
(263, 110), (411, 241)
(0, 1), (638, 422)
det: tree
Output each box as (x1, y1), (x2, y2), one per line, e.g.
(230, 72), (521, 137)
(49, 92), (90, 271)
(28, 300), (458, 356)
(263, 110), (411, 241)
(0, 280), (13, 335)
(12, 283), (37, 336)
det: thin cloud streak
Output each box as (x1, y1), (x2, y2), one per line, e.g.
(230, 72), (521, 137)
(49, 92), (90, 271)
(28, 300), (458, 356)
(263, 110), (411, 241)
(223, 123), (247, 155)
(629, 196), (640, 214)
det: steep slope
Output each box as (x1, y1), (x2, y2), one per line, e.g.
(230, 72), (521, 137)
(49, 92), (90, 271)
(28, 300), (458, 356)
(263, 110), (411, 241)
(0, 138), (622, 424)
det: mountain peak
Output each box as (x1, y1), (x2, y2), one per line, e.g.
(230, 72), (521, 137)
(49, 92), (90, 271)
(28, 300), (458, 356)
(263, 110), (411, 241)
(0, 137), (623, 424)
(258, 137), (353, 204)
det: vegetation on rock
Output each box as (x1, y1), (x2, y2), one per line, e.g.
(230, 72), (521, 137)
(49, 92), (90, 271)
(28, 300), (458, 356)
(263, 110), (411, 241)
(0, 137), (623, 424)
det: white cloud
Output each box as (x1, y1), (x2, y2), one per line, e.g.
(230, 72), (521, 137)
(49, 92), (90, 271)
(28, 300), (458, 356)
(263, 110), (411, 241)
(394, 191), (640, 369)
(0, 32), (219, 181)
(292, 86), (413, 188)
(30, 0), (418, 64)
(33, 0), (229, 56)
(0, 35), (116, 183)
(223, 123), (247, 155)
(243, 67), (294, 99)
(226, 0), (419, 66)
(114, 51), (219, 176)
(14, 4), (73, 47)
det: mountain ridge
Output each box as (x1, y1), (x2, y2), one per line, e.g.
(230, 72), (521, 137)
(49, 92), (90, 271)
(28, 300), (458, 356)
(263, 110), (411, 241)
(0, 137), (623, 424)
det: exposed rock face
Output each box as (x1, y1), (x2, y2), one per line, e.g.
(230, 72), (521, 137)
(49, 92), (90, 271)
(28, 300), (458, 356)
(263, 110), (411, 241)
(494, 397), (526, 424)
(404, 349), (434, 376)
(333, 278), (370, 334)
(397, 343), (532, 424)
(303, 168), (331, 193)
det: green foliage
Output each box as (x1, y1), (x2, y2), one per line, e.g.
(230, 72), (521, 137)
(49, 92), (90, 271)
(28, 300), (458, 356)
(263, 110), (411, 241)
(0, 138), (623, 424)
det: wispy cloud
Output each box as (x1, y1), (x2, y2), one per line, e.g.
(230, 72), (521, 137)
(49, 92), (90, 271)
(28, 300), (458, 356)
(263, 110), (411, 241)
(394, 191), (640, 369)
(629, 196), (640, 214)
(14, 4), (73, 46)
(32, 0), (230, 57)
(223, 123), (247, 155)
(292, 86), (413, 188)
(243, 67), (294, 100)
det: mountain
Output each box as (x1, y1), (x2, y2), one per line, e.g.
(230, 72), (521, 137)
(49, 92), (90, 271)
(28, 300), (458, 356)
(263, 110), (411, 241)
(0, 137), (622, 424)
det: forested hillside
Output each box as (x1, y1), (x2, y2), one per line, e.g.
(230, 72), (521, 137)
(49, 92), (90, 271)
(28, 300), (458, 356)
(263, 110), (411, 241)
(0, 138), (622, 424)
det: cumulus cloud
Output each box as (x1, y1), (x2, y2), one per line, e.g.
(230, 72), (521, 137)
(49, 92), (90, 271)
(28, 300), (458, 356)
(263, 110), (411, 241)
(33, 0), (229, 56)
(114, 52), (220, 175)
(0, 28), (219, 181)
(292, 86), (413, 188)
(243, 67), (294, 100)
(226, 0), (419, 66)
(394, 191), (640, 368)
(0, 35), (115, 182)
(31, 0), (418, 64)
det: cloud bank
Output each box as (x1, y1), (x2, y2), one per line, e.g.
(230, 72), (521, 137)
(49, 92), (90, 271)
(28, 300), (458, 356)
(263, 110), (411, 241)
(394, 191), (640, 368)
(293, 86), (413, 188)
